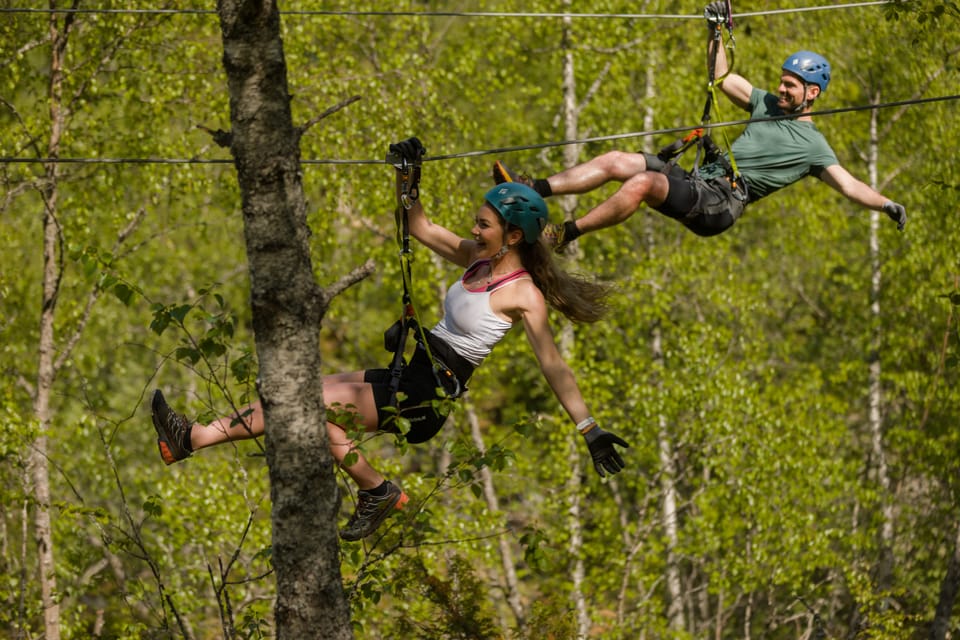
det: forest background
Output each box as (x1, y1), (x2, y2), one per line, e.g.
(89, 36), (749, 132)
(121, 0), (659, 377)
(2, 1), (959, 639)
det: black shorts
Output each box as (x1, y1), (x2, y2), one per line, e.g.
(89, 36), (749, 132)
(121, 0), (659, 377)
(366, 338), (475, 444)
(643, 153), (747, 237)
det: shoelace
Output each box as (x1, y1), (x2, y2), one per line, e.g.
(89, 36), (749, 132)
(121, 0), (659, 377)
(161, 410), (191, 450)
(346, 494), (384, 523)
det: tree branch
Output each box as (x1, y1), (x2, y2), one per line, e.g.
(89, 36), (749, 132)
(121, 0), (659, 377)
(297, 95), (362, 137)
(320, 258), (376, 307)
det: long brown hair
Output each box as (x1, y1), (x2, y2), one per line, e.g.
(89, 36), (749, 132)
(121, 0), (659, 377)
(513, 233), (610, 324)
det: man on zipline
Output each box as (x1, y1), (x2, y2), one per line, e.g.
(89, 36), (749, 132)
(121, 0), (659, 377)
(493, 1), (907, 248)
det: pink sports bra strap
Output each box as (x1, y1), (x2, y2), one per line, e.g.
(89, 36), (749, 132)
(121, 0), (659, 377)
(484, 269), (530, 292)
(462, 260), (488, 281)
(462, 259), (530, 292)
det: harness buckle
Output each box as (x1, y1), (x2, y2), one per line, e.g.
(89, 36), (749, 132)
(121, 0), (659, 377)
(432, 362), (463, 399)
(386, 152), (422, 210)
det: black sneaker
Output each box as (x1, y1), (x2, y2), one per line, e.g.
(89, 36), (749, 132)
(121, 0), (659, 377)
(339, 481), (409, 541)
(150, 389), (193, 465)
(492, 160), (533, 187)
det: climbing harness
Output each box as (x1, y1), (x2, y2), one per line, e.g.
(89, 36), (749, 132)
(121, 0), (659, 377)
(658, 0), (743, 196)
(383, 146), (465, 412)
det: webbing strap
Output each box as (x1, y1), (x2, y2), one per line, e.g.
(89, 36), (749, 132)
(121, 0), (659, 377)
(702, 2), (740, 182)
(707, 84), (741, 180)
(660, 3), (742, 184)
(386, 158), (419, 407)
(387, 156), (461, 406)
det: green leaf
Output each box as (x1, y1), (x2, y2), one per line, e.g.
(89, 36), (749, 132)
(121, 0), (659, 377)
(111, 282), (136, 306)
(143, 495), (163, 518)
(175, 346), (200, 364)
(170, 304), (193, 324)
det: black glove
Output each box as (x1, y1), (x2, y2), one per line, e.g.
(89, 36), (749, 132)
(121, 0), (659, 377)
(582, 425), (629, 478)
(704, 1), (727, 25)
(882, 201), (906, 231)
(387, 137), (426, 168)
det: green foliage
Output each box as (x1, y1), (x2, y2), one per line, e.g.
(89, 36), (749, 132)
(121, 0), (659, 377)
(384, 555), (501, 639)
(3, 0), (960, 638)
(521, 599), (578, 640)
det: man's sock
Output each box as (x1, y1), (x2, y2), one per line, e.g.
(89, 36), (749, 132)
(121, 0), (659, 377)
(532, 178), (552, 198)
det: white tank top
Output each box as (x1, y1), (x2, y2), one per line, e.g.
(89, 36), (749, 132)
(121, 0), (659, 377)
(431, 260), (530, 366)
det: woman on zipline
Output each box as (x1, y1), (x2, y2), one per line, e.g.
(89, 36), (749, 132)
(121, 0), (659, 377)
(149, 137), (629, 542)
(493, 1), (907, 248)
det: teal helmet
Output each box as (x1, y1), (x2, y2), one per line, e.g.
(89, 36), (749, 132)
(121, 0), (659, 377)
(782, 50), (831, 91)
(483, 183), (549, 244)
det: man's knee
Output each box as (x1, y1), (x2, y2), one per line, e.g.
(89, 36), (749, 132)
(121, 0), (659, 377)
(623, 171), (668, 205)
(597, 150), (648, 180)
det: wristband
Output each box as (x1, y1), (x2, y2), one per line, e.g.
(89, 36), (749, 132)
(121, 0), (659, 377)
(576, 416), (597, 434)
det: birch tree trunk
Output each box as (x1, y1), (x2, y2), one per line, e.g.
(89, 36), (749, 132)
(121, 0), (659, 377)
(466, 406), (525, 627)
(27, 10), (149, 637)
(866, 91), (895, 590)
(216, 1), (351, 637)
(28, 7), (72, 637)
(553, 8), (592, 639)
(638, 55), (685, 633)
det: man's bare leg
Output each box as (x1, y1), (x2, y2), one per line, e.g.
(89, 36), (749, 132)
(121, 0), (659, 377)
(564, 168), (671, 235)
(545, 150), (650, 196)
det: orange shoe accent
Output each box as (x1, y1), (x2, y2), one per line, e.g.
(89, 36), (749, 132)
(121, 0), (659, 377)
(492, 161), (534, 187)
(158, 442), (177, 466)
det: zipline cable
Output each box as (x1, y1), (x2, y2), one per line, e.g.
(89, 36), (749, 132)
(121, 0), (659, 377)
(0, 2), (893, 19)
(429, 93), (960, 162)
(3, 93), (957, 166)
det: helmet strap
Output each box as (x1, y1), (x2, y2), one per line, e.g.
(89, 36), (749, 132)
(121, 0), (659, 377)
(796, 82), (820, 113)
(792, 83), (811, 113)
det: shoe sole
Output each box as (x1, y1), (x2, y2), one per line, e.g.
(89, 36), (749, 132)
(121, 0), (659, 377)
(492, 160), (535, 188)
(492, 160), (517, 184)
(151, 390), (184, 466)
(339, 490), (409, 542)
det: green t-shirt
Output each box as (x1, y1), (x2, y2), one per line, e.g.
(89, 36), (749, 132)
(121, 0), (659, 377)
(703, 88), (838, 202)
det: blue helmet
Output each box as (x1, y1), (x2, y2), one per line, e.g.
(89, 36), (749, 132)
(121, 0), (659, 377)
(782, 50), (831, 91)
(483, 183), (549, 244)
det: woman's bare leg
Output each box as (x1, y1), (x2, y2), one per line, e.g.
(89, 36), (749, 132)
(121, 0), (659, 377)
(190, 401), (264, 449)
(190, 371), (388, 490)
(322, 372), (387, 491)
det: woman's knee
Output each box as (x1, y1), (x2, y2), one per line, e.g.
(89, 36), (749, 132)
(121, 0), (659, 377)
(325, 383), (381, 432)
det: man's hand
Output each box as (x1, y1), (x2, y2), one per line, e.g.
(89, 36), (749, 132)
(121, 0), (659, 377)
(882, 201), (906, 231)
(581, 425), (629, 478)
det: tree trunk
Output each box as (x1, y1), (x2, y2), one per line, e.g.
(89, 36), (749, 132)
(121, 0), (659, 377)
(930, 278), (960, 638)
(216, 1), (351, 637)
(867, 90), (895, 591)
(638, 55), (685, 633)
(929, 520), (960, 640)
(654, 337), (684, 633)
(466, 405), (525, 627)
(555, 8), (592, 639)
(28, 6), (72, 638)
